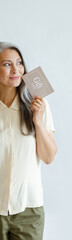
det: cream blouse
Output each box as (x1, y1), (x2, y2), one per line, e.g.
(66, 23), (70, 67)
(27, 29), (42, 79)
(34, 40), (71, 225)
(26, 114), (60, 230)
(0, 93), (55, 216)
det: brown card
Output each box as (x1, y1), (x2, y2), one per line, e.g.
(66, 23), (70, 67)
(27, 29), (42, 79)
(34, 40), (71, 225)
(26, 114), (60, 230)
(22, 66), (54, 98)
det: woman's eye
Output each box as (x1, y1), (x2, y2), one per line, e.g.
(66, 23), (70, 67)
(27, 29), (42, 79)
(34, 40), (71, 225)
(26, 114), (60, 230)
(3, 61), (22, 66)
(4, 63), (10, 66)
(17, 61), (22, 65)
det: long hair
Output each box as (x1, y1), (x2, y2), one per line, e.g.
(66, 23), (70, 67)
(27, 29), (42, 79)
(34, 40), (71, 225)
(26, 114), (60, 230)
(0, 42), (35, 136)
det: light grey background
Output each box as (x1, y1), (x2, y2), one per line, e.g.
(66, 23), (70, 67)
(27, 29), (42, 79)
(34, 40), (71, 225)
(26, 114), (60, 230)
(0, 0), (72, 239)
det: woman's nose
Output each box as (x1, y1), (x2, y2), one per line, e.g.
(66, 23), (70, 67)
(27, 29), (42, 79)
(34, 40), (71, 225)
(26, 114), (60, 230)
(11, 64), (17, 73)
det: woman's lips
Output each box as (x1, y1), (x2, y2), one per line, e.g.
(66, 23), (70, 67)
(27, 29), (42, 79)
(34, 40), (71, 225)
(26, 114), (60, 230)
(10, 76), (20, 80)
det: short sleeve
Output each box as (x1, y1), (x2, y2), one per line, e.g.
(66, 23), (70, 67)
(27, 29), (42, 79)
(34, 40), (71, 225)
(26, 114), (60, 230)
(42, 99), (55, 133)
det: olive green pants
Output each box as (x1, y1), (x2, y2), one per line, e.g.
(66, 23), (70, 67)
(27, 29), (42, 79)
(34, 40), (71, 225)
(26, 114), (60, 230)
(0, 206), (45, 240)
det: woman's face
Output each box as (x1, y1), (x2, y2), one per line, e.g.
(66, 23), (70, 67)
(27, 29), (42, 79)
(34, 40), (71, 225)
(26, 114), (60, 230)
(0, 48), (24, 88)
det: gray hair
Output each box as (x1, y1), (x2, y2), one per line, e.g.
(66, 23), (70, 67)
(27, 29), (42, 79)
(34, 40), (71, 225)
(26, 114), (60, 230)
(0, 42), (35, 136)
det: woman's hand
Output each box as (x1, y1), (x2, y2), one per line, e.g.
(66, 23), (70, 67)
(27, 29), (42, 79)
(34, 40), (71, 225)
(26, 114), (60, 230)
(31, 96), (46, 125)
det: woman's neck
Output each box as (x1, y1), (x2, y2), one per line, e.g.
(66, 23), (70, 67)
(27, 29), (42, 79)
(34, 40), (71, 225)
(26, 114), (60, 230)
(0, 84), (17, 107)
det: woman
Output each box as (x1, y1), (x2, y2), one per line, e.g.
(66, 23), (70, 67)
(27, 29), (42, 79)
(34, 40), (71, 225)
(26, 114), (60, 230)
(0, 42), (57, 240)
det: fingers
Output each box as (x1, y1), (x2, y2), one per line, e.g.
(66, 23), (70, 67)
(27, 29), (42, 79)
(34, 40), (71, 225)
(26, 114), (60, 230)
(31, 96), (46, 105)
(31, 102), (41, 109)
(34, 96), (45, 103)
(31, 96), (46, 111)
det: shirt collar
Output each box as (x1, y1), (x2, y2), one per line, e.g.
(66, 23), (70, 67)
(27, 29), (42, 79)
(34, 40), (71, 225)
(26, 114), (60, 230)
(0, 93), (20, 110)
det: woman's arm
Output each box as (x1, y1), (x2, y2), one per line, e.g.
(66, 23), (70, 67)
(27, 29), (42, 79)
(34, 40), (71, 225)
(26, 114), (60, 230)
(31, 96), (57, 164)
(35, 122), (57, 164)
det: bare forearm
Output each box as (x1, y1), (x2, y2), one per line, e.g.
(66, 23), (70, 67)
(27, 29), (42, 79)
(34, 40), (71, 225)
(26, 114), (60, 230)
(35, 121), (57, 164)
